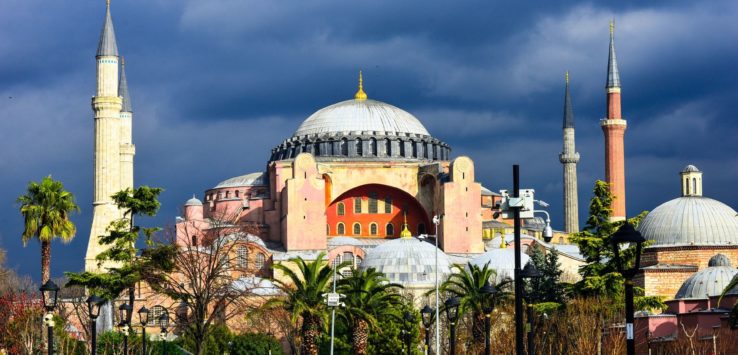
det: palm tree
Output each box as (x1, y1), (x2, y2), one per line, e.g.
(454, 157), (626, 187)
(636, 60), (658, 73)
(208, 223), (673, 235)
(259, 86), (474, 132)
(439, 262), (512, 347)
(268, 252), (335, 355)
(17, 176), (79, 283)
(338, 267), (404, 355)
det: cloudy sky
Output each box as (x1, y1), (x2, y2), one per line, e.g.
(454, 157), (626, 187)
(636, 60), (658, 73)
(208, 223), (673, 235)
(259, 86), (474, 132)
(1, 0), (736, 281)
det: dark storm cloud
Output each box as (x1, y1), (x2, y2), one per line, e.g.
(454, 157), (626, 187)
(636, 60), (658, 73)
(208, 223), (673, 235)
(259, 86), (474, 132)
(1, 0), (736, 280)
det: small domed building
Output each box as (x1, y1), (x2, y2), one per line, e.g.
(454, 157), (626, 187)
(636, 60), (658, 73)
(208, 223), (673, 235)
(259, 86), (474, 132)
(636, 165), (738, 297)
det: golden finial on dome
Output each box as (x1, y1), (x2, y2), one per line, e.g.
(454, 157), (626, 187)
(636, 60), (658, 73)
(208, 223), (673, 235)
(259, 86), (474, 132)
(354, 70), (368, 101)
(400, 212), (412, 238)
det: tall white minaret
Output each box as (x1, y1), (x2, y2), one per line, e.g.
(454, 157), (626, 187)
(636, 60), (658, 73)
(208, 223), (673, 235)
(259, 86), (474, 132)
(86, 0), (123, 271)
(559, 72), (580, 233)
(119, 57), (135, 191)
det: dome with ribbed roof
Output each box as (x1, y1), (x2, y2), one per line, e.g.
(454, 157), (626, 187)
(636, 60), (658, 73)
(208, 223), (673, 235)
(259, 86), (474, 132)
(360, 237), (451, 287)
(293, 99), (430, 138)
(683, 165), (700, 173)
(708, 254), (731, 267)
(637, 197), (738, 247)
(674, 264), (738, 299)
(185, 195), (202, 206)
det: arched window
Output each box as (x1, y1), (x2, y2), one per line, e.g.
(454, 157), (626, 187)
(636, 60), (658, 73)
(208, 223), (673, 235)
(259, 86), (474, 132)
(237, 246), (248, 268)
(255, 253), (266, 269)
(370, 138), (377, 156)
(356, 138), (363, 156)
(340, 138), (349, 156)
(235, 190), (240, 198)
(337, 223), (345, 235)
(384, 197), (392, 213)
(150, 305), (165, 326)
(418, 223), (426, 235)
(693, 178), (697, 194)
(385, 139), (392, 156)
(386, 223), (394, 236)
(370, 223), (378, 235)
(411, 141), (418, 158)
(353, 223), (361, 235)
(685, 178), (690, 194)
(354, 197), (362, 213)
(368, 192), (378, 213)
(337, 202), (345, 216)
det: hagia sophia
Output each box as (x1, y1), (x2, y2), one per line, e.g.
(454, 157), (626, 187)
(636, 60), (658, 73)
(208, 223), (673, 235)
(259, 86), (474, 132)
(82, 1), (738, 348)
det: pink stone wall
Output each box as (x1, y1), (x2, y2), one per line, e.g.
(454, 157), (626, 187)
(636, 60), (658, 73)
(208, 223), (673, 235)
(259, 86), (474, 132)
(440, 156), (484, 253)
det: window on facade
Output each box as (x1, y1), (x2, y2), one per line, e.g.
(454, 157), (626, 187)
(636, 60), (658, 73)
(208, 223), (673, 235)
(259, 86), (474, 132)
(385, 197), (392, 213)
(342, 252), (355, 277)
(337, 202), (345, 216)
(693, 178), (697, 194)
(354, 198), (362, 213)
(418, 223), (426, 235)
(217, 192), (222, 200)
(235, 190), (240, 198)
(225, 191), (230, 198)
(341, 139), (348, 156)
(368, 192), (378, 213)
(255, 253), (266, 269)
(386, 223), (394, 236)
(370, 138), (377, 156)
(411, 141), (418, 158)
(337, 223), (345, 235)
(385, 139), (392, 156)
(370, 223), (378, 235)
(356, 139), (363, 156)
(150, 305), (165, 326)
(191, 236), (198, 246)
(353, 223), (361, 235)
(332, 255), (342, 268)
(237, 246), (248, 268)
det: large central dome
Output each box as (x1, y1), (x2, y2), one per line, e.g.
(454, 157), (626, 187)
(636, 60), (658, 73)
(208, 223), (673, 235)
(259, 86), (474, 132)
(269, 76), (450, 162)
(293, 99), (430, 138)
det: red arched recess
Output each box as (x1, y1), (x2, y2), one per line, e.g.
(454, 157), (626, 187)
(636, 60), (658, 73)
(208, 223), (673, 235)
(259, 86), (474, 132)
(326, 184), (431, 238)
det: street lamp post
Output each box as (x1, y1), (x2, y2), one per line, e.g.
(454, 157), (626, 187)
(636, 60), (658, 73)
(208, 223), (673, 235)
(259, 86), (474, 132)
(86, 295), (104, 355)
(404, 311), (414, 355)
(118, 303), (132, 355)
(138, 306), (150, 355)
(521, 263), (541, 355)
(610, 222), (645, 355)
(480, 281), (497, 355)
(444, 297), (460, 355)
(432, 213), (443, 355)
(420, 305), (434, 355)
(159, 311), (170, 346)
(40, 280), (60, 355)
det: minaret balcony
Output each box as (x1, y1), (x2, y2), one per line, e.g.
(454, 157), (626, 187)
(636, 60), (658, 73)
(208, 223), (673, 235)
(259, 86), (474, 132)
(559, 153), (580, 164)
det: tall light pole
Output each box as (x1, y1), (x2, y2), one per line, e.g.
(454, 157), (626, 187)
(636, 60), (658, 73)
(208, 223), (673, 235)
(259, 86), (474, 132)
(138, 306), (150, 355)
(326, 258), (344, 355)
(86, 295), (104, 355)
(610, 222), (645, 355)
(511, 165), (524, 355)
(40, 280), (60, 355)
(432, 213), (443, 355)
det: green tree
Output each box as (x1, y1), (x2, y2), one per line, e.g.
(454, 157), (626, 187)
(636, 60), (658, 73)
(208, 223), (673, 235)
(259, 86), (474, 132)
(17, 176), (80, 283)
(337, 267), (404, 355)
(569, 180), (648, 297)
(527, 247), (565, 304)
(230, 333), (284, 355)
(438, 262), (512, 348)
(366, 301), (421, 355)
(267, 252), (336, 355)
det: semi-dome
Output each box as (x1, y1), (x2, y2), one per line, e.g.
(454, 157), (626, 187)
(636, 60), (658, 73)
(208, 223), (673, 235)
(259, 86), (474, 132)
(708, 254), (731, 267)
(360, 237), (451, 287)
(637, 197), (738, 247)
(213, 172), (267, 189)
(293, 99), (430, 138)
(470, 248), (530, 282)
(674, 263), (738, 299)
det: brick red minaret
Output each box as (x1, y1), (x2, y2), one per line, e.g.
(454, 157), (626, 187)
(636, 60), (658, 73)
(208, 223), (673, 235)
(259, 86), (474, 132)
(601, 21), (627, 221)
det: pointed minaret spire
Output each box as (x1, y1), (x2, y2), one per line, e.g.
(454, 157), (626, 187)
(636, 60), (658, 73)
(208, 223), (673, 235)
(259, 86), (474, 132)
(97, 0), (119, 57)
(601, 20), (628, 222)
(119, 57), (132, 112)
(560, 71), (580, 233)
(606, 20), (620, 89)
(354, 70), (368, 100)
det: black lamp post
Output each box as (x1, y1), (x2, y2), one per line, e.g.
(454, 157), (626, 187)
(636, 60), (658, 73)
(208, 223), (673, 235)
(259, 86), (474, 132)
(86, 295), (104, 355)
(403, 311), (415, 355)
(118, 303), (132, 355)
(159, 310), (170, 342)
(40, 280), (60, 355)
(521, 263), (541, 355)
(610, 222), (645, 355)
(420, 305), (434, 355)
(444, 297), (461, 355)
(138, 306), (150, 355)
(480, 281), (497, 355)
